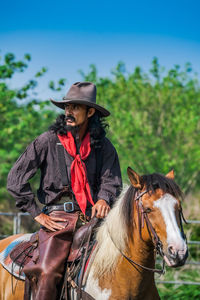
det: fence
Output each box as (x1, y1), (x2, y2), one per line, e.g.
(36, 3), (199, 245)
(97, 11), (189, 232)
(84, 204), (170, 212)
(0, 212), (29, 237)
(0, 212), (200, 286)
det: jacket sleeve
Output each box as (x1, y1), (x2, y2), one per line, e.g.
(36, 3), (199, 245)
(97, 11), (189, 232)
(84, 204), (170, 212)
(7, 133), (48, 218)
(97, 138), (122, 205)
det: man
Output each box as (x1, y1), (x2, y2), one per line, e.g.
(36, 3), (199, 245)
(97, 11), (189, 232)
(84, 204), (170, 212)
(7, 81), (122, 299)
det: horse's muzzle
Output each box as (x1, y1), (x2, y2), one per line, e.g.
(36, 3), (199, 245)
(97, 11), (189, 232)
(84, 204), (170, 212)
(164, 245), (188, 267)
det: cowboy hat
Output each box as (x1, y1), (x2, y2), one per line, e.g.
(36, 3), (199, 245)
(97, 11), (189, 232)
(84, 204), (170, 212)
(50, 81), (110, 117)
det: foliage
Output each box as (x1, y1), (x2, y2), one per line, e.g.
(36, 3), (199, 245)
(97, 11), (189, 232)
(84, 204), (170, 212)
(158, 283), (200, 300)
(185, 225), (200, 261)
(0, 53), (65, 210)
(157, 265), (200, 299)
(80, 60), (200, 194)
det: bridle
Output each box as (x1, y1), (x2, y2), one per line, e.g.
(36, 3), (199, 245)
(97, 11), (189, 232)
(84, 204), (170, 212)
(107, 189), (187, 275)
(135, 190), (165, 258)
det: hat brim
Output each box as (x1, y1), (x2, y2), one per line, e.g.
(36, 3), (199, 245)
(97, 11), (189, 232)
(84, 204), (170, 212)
(50, 98), (110, 117)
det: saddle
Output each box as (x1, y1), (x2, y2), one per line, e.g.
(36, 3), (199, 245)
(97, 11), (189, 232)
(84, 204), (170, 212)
(9, 217), (99, 300)
(10, 233), (38, 267)
(68, 217), (99, 262)
(10, 217), (99, 268)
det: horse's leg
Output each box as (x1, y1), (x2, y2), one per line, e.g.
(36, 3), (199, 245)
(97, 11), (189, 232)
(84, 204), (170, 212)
(0, 235), (25, 300)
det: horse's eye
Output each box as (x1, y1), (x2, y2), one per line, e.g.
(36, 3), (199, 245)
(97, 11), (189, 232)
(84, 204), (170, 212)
(144, 208), (152, 213)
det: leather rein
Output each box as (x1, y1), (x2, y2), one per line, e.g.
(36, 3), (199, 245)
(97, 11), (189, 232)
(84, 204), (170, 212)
(108, 190), (187, 275)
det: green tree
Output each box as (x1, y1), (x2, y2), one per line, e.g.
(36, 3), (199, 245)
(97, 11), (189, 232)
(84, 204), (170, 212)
(80, 59), (200, 194)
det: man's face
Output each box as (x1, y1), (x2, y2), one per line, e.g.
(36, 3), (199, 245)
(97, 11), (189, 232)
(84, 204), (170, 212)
(65, 103), (95, 129)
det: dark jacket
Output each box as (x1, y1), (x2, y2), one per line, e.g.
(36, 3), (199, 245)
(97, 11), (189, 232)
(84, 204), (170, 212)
(7, 130), (122, 218)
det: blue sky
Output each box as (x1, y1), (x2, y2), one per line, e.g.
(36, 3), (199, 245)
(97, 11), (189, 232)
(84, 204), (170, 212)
(1, 0), (200, 99)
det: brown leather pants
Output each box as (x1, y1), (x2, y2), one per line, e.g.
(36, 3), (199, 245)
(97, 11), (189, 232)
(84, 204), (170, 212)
(23, 211), (79, 300)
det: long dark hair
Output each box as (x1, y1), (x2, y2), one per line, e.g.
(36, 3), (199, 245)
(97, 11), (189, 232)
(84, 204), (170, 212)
(49, 111), (109, 147)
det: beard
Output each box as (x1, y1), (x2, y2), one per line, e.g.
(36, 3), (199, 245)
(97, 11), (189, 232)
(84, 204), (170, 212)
(66, 124), (80, 135)
(65, 115), (81, 136)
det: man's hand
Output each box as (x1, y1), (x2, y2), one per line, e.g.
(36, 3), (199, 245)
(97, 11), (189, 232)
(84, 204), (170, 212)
(91, 199), (110, 219)
(34, 213), (67, 232)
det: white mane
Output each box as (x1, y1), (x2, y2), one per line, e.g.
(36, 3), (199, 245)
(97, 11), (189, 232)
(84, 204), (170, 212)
(92, 186), (130, 277)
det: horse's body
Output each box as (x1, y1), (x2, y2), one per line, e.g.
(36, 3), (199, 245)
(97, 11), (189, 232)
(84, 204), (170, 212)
(0, 169), (188, 300)
(0, 234), (25, 300)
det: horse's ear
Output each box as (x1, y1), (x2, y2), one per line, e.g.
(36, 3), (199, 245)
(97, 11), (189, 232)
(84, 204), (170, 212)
(166, 170), (174, 179)
(127, 167), (142, 189)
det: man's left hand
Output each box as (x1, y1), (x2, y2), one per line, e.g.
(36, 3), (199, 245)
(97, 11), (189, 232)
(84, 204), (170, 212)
(91, 199), (110, 219)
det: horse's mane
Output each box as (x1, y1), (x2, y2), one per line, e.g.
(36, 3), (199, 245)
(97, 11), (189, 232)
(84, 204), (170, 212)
(92, 186), (129, 277)
(92, 173), (182, 277)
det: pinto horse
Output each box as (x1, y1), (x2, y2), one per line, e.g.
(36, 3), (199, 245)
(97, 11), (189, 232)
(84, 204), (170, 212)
(0, 168), (188, 300)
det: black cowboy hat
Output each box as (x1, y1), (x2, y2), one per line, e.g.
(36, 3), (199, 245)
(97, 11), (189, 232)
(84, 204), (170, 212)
(50, 81), (110, 117)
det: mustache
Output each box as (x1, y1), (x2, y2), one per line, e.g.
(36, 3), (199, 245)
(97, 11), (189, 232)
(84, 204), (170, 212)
(65, 115), (76, 122)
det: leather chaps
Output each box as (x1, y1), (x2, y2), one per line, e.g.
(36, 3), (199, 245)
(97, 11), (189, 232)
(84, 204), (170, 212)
(23, 211), (79, 300)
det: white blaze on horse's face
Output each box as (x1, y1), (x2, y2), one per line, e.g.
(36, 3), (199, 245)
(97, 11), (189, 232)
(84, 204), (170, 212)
(153, 193), (187, 266)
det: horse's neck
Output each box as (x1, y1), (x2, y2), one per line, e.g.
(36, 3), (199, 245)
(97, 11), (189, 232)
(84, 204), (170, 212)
(116, 219), (157, 298)
(85, 204), (159, 299)
(103, 220), (158, 299)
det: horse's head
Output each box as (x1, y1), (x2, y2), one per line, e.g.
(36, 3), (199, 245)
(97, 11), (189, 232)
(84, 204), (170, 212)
(127, 167), (188, 268)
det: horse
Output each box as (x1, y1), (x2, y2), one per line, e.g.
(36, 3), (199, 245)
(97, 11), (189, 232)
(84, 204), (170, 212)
(0, 168), (188, 300)
(0, 234), (25, 300)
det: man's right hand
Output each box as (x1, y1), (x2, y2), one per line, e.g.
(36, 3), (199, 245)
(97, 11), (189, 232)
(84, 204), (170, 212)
(34, 213), (66, 232)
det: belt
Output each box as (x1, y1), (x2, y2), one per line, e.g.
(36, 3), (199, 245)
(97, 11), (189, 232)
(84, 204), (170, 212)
(43, 201), (80, 214)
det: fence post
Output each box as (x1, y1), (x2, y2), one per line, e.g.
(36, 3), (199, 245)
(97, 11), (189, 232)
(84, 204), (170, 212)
(17, 213), (21, 234)
(13, 213), (22, 234)
(13, 213), (18, 234)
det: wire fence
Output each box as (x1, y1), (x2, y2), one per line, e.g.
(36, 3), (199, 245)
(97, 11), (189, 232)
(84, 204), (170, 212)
(0, 212), (200, 286)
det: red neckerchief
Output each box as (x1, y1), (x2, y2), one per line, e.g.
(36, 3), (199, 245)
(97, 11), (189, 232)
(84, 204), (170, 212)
(57, 131), (94, 214)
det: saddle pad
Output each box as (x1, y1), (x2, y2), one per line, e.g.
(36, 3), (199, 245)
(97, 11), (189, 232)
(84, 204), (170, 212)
(0, 233), (32, 280)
